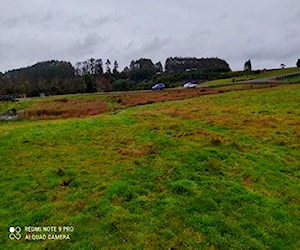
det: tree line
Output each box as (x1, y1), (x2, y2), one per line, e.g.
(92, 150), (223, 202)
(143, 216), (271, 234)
(1, 56), (298, 97)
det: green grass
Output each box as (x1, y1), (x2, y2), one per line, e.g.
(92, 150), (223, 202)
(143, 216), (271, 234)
(0, 85), (299, 249)
(0, 99), (33, 115)
(203, 67), (300, 86)
(284, 74), (300, 83)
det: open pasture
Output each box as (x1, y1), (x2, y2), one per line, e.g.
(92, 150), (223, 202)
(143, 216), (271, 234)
(0, 84), (299, 249)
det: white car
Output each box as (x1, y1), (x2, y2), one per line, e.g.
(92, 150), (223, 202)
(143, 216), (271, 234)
(183, 82), (197, 88)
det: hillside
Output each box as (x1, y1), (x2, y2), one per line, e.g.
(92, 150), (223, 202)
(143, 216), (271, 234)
(203, 67), (300, 86)
(0, 84), (299, 249)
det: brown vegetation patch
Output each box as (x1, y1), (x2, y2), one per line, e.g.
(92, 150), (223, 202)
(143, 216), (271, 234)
(20, 98), (109, 119)
(210, 136), (224, 145)
(118, 143), (158, 157)
(114, 88), (223, 107)
(74, 201), (87, 212)
(195, 129), (210, 136)
(243, 176), (252, 188)
(168, 109), (195, 120)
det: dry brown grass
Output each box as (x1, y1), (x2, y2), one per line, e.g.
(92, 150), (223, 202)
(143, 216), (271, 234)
(20, 98), (109, 120)
(115, 88), (221, 107)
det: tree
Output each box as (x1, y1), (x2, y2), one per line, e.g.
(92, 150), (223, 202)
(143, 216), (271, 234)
(123, 66), (130, 73)
(129, 60), (135, 71)
(112, 79), (133, 91)
(75, 58), (103, 76)
(296, 59), (300, 68)
(133, 58), (155, 72)
(155, 61), (163, 73)
(81, 60), (89, 75)
(87, 58), (96, 75)
(113, 60), (119, 74)
(95, 59), (103, 75)
(244, 59), (252, 71)
(75, 62), (82, 76)
(105, 59), (111, 74)
(165, 57), (231, 73)
(84, 74), (96, 93)
(280, 63), (286, 69)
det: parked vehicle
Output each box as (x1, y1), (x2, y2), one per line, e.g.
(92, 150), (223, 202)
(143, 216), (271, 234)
(183, 82), (197, 88)
(0, 95), (16, 102)
(152, 83), (165, 90)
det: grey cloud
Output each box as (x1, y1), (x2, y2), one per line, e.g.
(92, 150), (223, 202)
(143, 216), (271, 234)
(0, 0), (300, 72)
(0, 11), (58, 29)
(65, 33), (106, 59)
(75, 14), (122, 30)
(117, 37), (171, 67)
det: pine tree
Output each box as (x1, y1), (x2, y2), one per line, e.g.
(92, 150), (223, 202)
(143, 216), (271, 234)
(155, 61), (163, 73)
(129, 60), (135, 71)
(244, 59), (252, 71)
(113, 60), (119, 74)
(95, 59), (103, 75)
(105, 59), (111, 74)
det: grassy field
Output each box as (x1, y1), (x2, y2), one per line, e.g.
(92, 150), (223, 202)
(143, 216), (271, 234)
(202, 67), (300, 86)
(283, 75), (300, 83)
(0, 84), (299, 249)
(0, 82), (287, 121)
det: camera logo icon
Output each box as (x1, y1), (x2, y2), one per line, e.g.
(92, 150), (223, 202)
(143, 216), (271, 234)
(9, 226), (21, 240)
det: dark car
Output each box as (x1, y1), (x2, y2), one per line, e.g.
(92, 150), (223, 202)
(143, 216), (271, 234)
(152, 83), (165, 90)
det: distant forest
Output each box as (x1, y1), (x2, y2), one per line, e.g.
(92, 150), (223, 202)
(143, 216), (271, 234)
(0, 57), (239, 96)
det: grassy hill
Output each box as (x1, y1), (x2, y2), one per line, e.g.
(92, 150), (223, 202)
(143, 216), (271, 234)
(0, 84), (299, 249)
(202, 67), (300, 86)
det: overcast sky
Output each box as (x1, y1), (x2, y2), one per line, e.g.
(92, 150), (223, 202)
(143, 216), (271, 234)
(1, 0), (299, 72)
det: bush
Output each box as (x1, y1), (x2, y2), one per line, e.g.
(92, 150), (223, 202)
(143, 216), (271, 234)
(112, 79), (134, 91)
